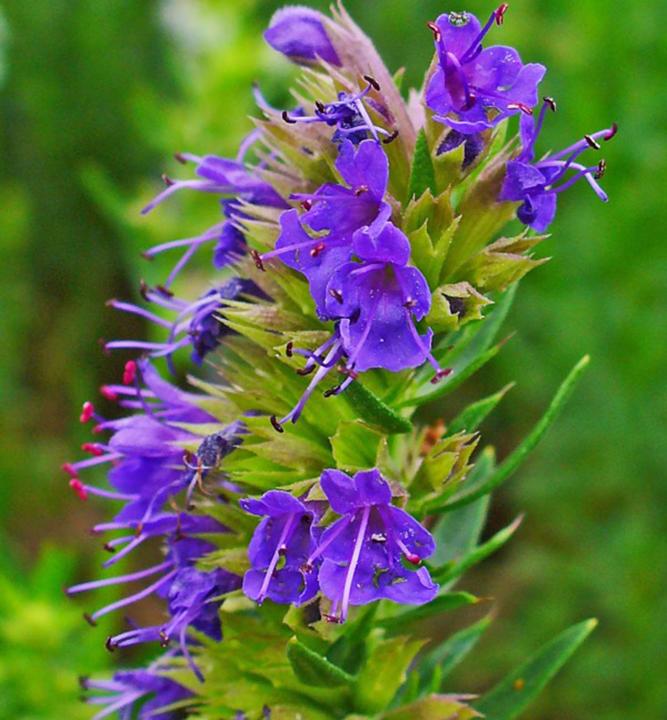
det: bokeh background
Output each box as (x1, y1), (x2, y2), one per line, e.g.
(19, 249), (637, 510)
(1, 1), (665, 718)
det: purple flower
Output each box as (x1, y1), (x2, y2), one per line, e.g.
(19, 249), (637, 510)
(280, 77), (398, 146)
(264, 7), (341, 66)
(315, 468), (438, 622)
(141, 147), (288, 285)
(107, 277), (264, 367)
(82, 659), (192, 720)
(259, 140), (391, 317)
(425, 6), (546, 135)
(499, 98), (617, 231)
(240, 490), (319, 606)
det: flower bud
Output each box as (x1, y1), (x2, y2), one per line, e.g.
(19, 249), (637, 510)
(264, 6), (340, 66)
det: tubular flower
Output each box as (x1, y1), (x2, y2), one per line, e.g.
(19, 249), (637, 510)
(316, 468), (438, 623)
(425, 6), (546, 135)
(499, 98), (618, 231)
(241, 490), (320, 606)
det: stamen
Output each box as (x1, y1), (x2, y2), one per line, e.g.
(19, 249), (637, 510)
(507, 102), (534, 115)
(285, 341), (294, 357)
(80, 401), (95, 423)
(585, 134), (601, 150)
(363, 75), (380, 91)
(382, 129), (399, 145)
(281, 110), (297, 124)
(270, 415), (284, 433)
(250, 249), (265, 271)
(495, 3), (510, 25)
(310, 241), (326, 257)
(255, 513), (298, 604)
(69, 479), (88, 501)
(427, 21), (441, 41)
(604, 122), (619, 140)
(340, 506), (371, 622)
(83, 613), (98, 627)
(161, 173), (175, 187)
(594, 159), (607, 180)
(329, 288), (344, 304)
(544, 96), (557, 112)
(122, 360), (137, 386)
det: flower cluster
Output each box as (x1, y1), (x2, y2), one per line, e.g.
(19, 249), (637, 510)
(68, 4), (614, 718)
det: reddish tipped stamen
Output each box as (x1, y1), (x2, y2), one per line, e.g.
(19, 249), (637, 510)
(250, 249), (265, 271)
(270, 416), (284, 433)
(508, 102), (533, 115)
(495, 3), (509, 25)
(404, 552), (422, 566)
(155, 284), (174, 298)
(80, 401), (95, 423)
(161, 173), (174, 187)
(427, 21), (441, 41)
(62, 462), (78, 478)
(310, 241), (326, 258)
(69, 478), (89, 501)
(174, 152), (188, 164)
(100, 386), (118, 402)
(300, 199), (313, 211)
(82, 443), (104, 457)
(604, 122), (618, 141)
(122, 360), (137, 385)
(430, 368), (453, 385)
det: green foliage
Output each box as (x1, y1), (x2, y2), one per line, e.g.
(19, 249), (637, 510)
(0, 546), (111, 720)
(474, 619), (598, 720)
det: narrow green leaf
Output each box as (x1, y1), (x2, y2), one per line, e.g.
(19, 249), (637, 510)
(378, 592), (479, 629)
(448, 383), (514, 434)
(345, 381), (413, 434)
(286, 637), (355, 688)
(441, 355), (590, 511)
(408, 129), (436, 201)
(474, 619), (598, 719)
(431, 515), (523, 584)
(418, 614), (493, 692)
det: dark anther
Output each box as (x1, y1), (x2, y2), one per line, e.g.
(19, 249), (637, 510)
(78, 676), (89, 690)
(354, 184), (369, 196)
(174, 152), (188, 164)
(278, 544), (288, 556)
(604, 122), (619, 141)
(364, 74), (381, 91)
(323, 385), (341, 398)
(296, 364), (315, 376)
(83, 613), (98, 627)
(105, 637), (116, 652)
(310, 241), (326, 258)
(285, 341), (294, 357)
(594, 159), (607, 180)
(159, 630), (170, 648)
(585, 134), (601, 150)
(508, 102), (533, 115)
(323, 613), (343, 624)
(250, 249), (265, 271)
(315, 100), (326, 113)
(139, 279), (150, 300)
(427, 21), (441, 41)
(382, 129), (400, 145)
(543, 96), (557, 112)
(329, 288), (344, 304)
(495, 3), (510, 25)
(103, 542), (116, 554)
(281, 110), (297, 124)
(161, 173), (175, 187)
(270, 415), (284, 433)
(343, 367), (359, 380)
(403, 298), (417, 309)
(430, 368), (453, 384)
(300, 199), (313, 211)
(371, 532), (387, 543)
(155, 284), (174, 298)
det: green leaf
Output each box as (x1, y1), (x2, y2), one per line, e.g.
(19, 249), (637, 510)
(286, 636), (355, 688)
(354, 635), (426, 714)
(418, 615), (493, 692)
(382, 694), (481, 719)
(330, 420), (384, 472)
(448, 383), (514, 435)
(408, 129), (436, 201)
(474, 619), (598, 720)
(441, 355), (590, 511)
(431, 515), (523, 584)
(378, 592), (479, 629)
(345, 381), (412, 434)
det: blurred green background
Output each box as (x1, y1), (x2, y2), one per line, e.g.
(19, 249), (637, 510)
(0, 1), (664, 718)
